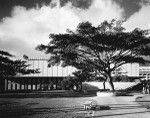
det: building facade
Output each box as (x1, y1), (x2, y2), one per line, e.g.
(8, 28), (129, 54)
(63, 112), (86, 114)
(27, 59), (150, 78)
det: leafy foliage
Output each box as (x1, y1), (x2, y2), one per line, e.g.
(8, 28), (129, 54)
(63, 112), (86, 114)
(36, 20), (150, 91)
(0, 50), (39, 77)
(61, 76), (82, 91)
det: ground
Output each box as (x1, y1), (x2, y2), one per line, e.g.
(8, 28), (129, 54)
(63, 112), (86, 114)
(136, 95), (150, 109)
(0, 94), (150, 118)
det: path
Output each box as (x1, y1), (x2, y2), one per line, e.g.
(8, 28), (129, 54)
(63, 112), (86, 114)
(0, 94), (150, 118)
(92, 94), (150, 118)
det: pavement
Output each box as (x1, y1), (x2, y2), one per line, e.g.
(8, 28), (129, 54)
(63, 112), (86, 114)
(0, 94), (150, 118)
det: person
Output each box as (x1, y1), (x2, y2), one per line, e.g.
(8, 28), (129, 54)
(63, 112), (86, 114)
(146, 81), (150, 94)
(142, 80), (147, 94)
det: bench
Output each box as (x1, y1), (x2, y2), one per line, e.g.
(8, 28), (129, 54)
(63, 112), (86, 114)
(83, 100), (97, 110)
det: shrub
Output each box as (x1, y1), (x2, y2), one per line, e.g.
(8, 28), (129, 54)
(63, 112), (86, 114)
(113, 75), (130, 82)
(61, 76), (82, 91)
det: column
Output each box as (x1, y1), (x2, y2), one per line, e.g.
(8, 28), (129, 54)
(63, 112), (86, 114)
(5, 78), (8, 91)
(19, 78), (22, 90)
(0, 77), (5, 92)
(31, 78), (33, 90)
(15, 83), (17, 90)
(44, 78), (48, 90)
(24, 79), (26, 90)
(40, 78), (42, 90)
(11, 81), (13, 90)
(55, 78), (58, 90)
(38, 78), (40, 90)
(15, 78), (17, 90)
(27, 78), (29, 90)
(35, 79), (38, 90)
(48, 78), (51, 90)
(50, 78), (54, 90)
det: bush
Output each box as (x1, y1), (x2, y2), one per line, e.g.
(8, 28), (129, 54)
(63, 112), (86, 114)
(113, 75), (131, 82)
(61, 77), (73, 90)
(61, 77), (82, 91)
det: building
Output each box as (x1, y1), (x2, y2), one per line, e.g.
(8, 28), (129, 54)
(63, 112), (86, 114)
(27, 59), (150, 79)
(118, 63), (150, 79)
(139, 66), (150, 79)
(1, 58), (150, 92)
(26, 58), (76, 77)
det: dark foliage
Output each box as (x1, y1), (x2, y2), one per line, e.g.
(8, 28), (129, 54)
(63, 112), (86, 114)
(113, 75), (130, 82)
(36, 20), (150, 91)
(0, 50), (39, 77)
(61, 76), (82, 91)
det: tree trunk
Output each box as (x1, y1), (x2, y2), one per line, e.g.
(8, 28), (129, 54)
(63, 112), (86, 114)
(80, 82), (82, 91)
(107, 74), (115, 92)
(77, 82), (82, 92)
(109, 80), (115, 92)
(103, 80), (106, 90)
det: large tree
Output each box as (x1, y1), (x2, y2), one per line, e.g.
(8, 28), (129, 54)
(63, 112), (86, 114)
(36, 20), (150, 92)
(0, 50), (39, 77)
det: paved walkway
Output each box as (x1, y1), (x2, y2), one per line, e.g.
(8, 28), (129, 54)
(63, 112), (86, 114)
(0, 94), (150, 118)
(91, 94), (150, 118)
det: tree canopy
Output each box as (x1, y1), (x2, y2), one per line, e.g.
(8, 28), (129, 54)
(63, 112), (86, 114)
(0, 50), (39, 77)
(36, 20), (150, 91)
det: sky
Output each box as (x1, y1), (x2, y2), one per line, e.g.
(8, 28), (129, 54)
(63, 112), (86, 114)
(0, 0), (150, 59)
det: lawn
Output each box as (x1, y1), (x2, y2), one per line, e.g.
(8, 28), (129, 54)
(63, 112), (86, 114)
(0, 81), (147, 118)
(0, 97), (95, 118)
(1, 94), (150, 118)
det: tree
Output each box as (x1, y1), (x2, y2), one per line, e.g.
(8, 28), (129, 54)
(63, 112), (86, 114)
(0, 50), (39, 77)
(36, 20), (150, 92)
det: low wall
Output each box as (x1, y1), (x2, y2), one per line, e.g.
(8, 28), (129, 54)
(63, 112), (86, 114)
(82, 82), (138, 91)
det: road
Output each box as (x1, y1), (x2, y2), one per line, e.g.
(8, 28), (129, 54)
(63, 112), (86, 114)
(0, 94), (150, 118)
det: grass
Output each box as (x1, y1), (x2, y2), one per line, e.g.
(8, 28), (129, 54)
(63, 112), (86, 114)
(0, 93), (148, 118)
(0, 97), (94, 118)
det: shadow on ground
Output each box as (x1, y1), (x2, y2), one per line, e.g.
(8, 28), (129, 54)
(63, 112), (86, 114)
(0, 105), (84, 118)
(0, 101), (148, 118)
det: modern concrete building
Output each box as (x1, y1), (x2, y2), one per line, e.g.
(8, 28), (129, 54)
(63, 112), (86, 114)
(121, 63), (139, 77)
(139, 66), (150, 79)
(27, 59), (150, 78)
(26, 58), (76, 77)
(1, 58), (150, 92)
(119, 63), (150, 79)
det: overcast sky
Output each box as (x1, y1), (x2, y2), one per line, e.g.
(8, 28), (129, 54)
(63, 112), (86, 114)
(0, 0), (150, 59)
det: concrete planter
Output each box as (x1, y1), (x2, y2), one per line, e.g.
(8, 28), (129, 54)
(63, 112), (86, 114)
(97, 91), (114, 97)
